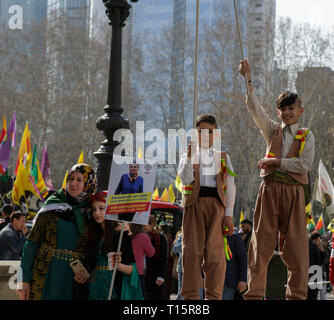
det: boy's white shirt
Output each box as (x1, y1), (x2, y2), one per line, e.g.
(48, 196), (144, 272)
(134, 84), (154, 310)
(177, 146), (236, 217)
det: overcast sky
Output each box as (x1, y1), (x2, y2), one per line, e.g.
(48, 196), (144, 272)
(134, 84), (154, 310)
(276, 0), (334, 32)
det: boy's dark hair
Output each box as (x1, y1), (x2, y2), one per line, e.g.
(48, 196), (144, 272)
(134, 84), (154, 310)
(195, 114), (217, 128)
(9, 211), (26, 223)
(310, 232), (321, 241)
(241, 219), (252, 227)
(276, 91), (301, 109)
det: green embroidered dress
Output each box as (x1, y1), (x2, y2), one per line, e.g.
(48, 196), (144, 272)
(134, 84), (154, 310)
(20, 189), (90, 300)
(88, 239), (143, 300)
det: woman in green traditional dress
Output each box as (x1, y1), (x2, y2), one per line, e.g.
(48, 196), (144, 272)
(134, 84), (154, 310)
(86, 190), (143, 300)
(17, 163), (96, 300)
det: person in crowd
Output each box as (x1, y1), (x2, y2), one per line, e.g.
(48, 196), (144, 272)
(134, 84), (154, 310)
(17, 163), (96, 300)
(159, 221), (174, 300)
(114, 163), (144, 222)
(0, 204), (14, 231)
(130, 223), (155, 298)
(86, 190), (143, 300)
(239, 59), (315, 300)
(172, 230), (183, 300)
(144, 215), (167, 300)
(222, 232), (247, 300)
(329, 232), (334, 295)
(240, 219), (252, 253)
(307, 232), (324, 300)
(0, 211), (27, 260)
(178, 114), (236, 300)
(320, 234), (331, 296)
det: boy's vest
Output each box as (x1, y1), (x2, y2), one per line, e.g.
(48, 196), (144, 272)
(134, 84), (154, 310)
(261, 125), (309, 185)
(182, 151), (227, 208)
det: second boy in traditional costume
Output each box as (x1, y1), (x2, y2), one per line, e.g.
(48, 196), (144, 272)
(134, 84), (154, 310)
(178, 114), (236, 300)
(239, 59), (315, 300)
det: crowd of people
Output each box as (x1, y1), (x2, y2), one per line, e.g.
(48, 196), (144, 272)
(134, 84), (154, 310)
(0, 163), (177, 300)
(0, 58), (333, 301)
(0, 185), (333, 301)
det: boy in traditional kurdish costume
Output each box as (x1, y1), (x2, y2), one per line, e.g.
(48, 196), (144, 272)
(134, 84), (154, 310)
(178, 114), (236, 300)
(239, 59), (315, 300)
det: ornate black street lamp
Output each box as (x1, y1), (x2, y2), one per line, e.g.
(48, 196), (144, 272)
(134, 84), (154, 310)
(94, 0), (139, 190)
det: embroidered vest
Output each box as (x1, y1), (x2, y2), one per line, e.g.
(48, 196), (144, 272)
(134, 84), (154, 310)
(182, 151), (227, 208)
(261, 125), (309, 185)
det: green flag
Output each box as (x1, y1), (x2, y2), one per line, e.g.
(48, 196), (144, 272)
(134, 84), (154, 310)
(30, 145), (38, 184)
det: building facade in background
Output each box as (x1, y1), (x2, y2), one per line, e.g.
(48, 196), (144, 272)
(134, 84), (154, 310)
(131, 0), (274, 128)
(46, 0), (91, 103)
(247, 0), (276, 94)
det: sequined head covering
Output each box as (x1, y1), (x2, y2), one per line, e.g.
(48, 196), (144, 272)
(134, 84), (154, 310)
(66, 163), (96, 202)
(90, 190), (108, 204)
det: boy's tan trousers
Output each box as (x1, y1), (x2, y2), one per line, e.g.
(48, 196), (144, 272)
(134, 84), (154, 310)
(243, 178), (309, 300)
(181, 197), (226, 300)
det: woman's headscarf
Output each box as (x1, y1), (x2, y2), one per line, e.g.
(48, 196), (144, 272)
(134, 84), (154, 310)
(66, 163), (97, 203)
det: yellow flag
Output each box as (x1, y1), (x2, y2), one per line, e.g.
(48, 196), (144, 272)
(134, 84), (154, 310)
(15, 122), (31, 175)
(62, 150), (84, 189)
(327, 218), (334, 233)
(12, 160), (39, 206)
(239, 210), (245, 226)
(0, 115), (7, 143)
(77, 150), (84, 164)
(152, 188), (159, 200)
(160, 188), (169, 202)
(168, 184), (176, 203)
(36, 160), (48, 199)
(25, 151), (33, 173)
(138, 146), (143, 160)
(174, 175), (182, 193)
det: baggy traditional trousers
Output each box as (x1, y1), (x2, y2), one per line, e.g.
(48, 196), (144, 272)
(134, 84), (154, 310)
(181, 197), (226, 300)
(243, 178), (309, 300)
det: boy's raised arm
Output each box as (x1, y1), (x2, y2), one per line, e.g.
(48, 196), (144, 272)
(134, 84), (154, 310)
(239, 59), (278, 144)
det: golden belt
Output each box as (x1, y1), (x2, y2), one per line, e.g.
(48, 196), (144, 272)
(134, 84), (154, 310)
(95, 264), (112, 271)
(47, 246), (85, 262)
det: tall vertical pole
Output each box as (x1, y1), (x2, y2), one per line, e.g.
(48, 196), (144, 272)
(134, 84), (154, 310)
(94, 0), (134, 191)
(232, 0), (250, 96)
(193, 0), (200, 127)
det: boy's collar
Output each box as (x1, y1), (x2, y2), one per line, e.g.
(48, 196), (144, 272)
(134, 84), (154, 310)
(197, 145), (214, 153)
(281, 122), (299, 134)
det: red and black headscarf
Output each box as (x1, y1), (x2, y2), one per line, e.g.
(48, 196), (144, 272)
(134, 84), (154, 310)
(90, 190), (108, 204)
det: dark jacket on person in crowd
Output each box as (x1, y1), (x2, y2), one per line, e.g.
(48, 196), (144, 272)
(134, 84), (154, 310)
(145, 231), (168, 300)
(225, 233), (247, 289)
(0, 224), (26, 260)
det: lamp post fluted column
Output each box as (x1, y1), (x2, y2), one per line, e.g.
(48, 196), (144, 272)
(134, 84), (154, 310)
(94, 0), (138, 190)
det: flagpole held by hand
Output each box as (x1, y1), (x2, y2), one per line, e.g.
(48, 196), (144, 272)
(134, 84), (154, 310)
(232, 0), (250, 96)
(108, 221), (125, 300)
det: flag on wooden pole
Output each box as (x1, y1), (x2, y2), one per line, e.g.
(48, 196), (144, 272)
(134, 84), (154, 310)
(314, 159), (334, 215)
